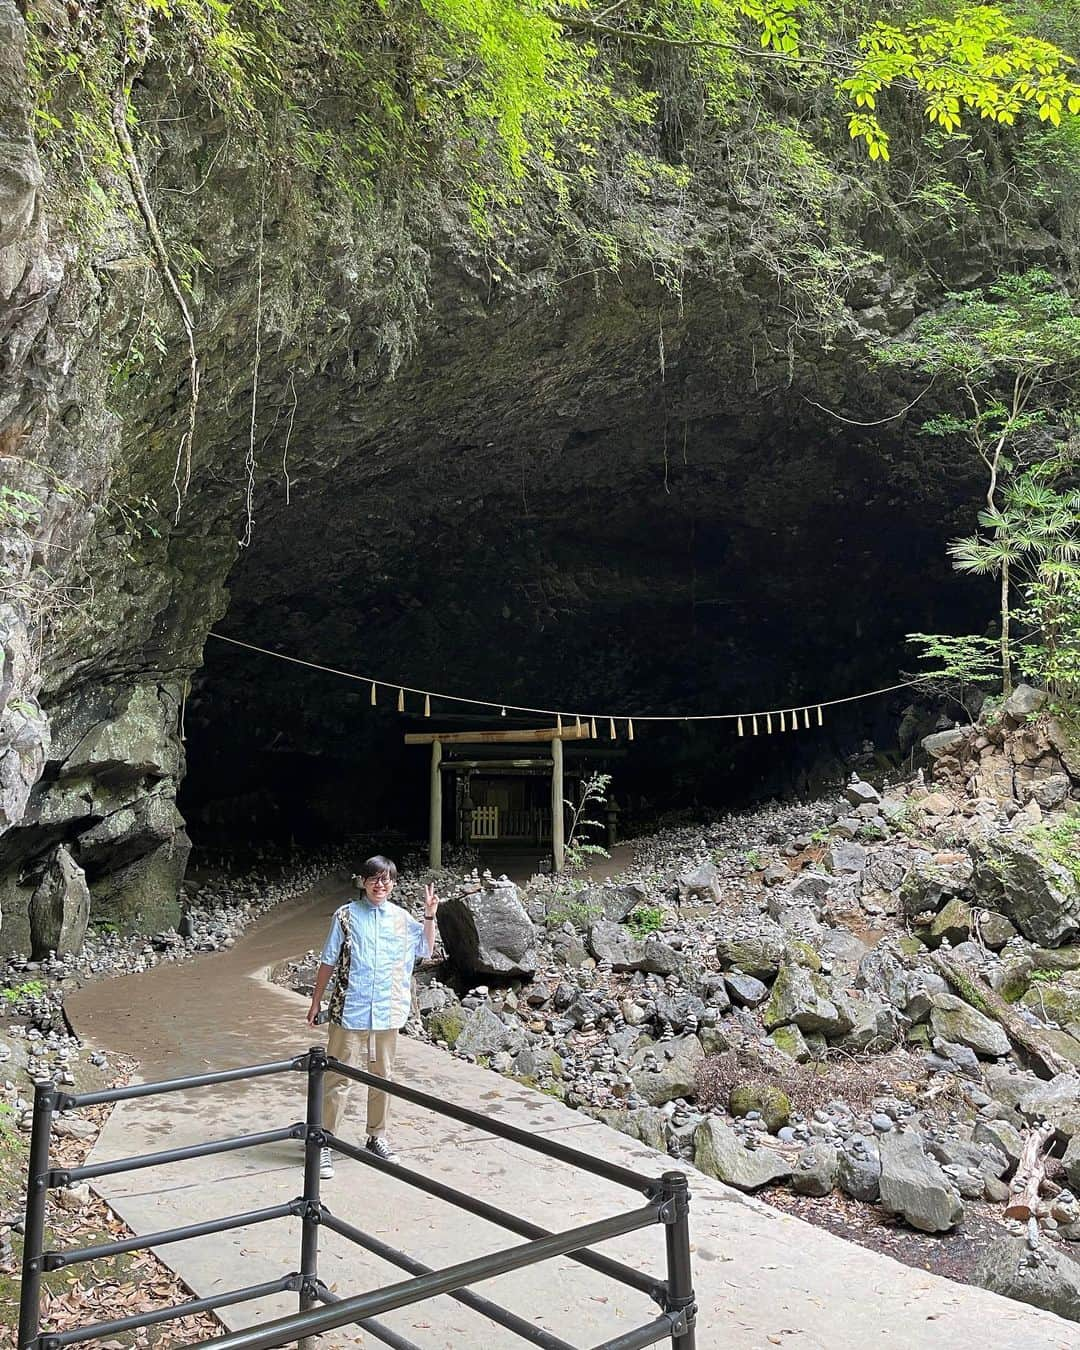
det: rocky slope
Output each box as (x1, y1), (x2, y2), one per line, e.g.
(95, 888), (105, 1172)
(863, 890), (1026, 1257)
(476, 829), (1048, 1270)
(275, 690), (1080, 1320)
(4, 0), (1080, 948)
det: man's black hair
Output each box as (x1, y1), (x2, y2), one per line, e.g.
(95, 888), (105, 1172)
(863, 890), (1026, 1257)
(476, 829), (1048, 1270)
(359, 855), (398, 881)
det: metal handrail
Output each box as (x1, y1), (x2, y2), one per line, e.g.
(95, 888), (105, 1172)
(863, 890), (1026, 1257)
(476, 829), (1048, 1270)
(18, 1045), (697, 1350)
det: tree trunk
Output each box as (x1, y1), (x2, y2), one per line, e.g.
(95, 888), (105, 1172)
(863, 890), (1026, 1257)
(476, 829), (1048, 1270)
(1004, 1122), (1054, 1221)
(1001, 555), (1012, 695)
(928, 953), (1073, 1078)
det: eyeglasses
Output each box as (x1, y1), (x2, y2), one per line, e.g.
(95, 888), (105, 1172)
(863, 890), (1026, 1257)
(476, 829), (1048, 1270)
(367, 876), (394, 889)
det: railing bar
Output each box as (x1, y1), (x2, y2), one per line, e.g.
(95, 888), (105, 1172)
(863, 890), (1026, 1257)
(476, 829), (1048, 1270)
(200, 1203), (662, 1348)
(61, 1057), (305, 1109)
(325, 1133), (665, 1300)
(588, 1314), (681, 1350)
(321, 1210), (579, 1350)
(60, 1125), (300, 1183)
(326, 1058), (655, 1193)
(45, 1202), (299, 1269)
(315, 1287), (423, 1350)
(45, 1275), (300, 1347)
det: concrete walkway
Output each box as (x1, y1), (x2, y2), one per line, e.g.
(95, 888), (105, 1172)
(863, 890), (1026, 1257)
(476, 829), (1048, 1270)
(65, 877), (1074, 1349)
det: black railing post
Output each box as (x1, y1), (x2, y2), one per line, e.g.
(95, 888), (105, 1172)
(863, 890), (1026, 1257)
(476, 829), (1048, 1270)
(660, 1172), (696, 1350)
(300, 1046), (326, 1319)
(19, 1079), (57, 1350)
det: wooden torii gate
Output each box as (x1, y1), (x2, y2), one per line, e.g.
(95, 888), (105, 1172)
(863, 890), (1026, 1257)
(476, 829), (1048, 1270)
(404, 724), (593, 872)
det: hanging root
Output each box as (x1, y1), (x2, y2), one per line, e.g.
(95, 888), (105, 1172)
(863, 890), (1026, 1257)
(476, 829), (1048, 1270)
(112, 84), (200, 521)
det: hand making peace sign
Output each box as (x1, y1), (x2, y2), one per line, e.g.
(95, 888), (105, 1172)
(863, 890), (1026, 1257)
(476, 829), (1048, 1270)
(423, 883), (440, 919)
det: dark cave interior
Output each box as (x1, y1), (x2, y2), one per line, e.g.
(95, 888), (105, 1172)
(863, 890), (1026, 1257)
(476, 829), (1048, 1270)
(178, 402), (994, 855)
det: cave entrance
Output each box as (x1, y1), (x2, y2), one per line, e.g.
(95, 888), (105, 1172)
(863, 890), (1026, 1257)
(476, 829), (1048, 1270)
(406, 722), (612, 872)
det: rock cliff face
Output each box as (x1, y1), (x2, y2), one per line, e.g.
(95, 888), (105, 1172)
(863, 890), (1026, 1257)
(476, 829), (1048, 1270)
(0, 3), (1075, 949)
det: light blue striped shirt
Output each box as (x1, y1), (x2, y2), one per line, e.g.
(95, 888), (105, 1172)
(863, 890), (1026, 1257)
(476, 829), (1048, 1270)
(322, 898), (427, 1030)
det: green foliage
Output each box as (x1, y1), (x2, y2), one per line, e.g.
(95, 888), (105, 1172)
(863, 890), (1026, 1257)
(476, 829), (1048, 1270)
(843, 6), (1080, 159)
(744, 848), (765, 869)
(1, 979), (46, 1004)
(626, 904), (665, 938)
(883, 272), (1080, 694)
(0, 487), (42, 532)
(905, 631), (1000, 721)
(544, 892), (603, 928)
(563, 771), (612, 873)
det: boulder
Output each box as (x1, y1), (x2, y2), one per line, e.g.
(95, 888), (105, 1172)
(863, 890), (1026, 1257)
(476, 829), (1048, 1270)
(928, 993), (1010, 1059)
(642, 936), (681, 976)
(566, 882), (647, 925)
(28, 845), (90, 958)
(715, 931), (786, 980)
(825, 841), (866, 875)
(587, 919), (647, 970)
(922, 728), (967, 759)
(629, 1035), (704, 1106)
(426, 1006), (466, 1048)
(1064, 1134), (1080, 1190)
(678, 862), (721, 905)
(456, 1006), (524, 1058)
(837, 1137), (881, 1202)
(973, 1236), (1080, 1323)
(1025, 774), (1070, 811)
(1020, 973), (1080, 1027)
(437, 882), (538, 977)
(840, 1001), (902, 1052)
(1001, 684), (1049, 721)
(973, 1118), (1024, 1172)
(596, 1107), (669, 1153)
(792, 1142), (839, 1196)
(844, 778), (881, 808)
(926, 896), (973, 948)
(693, 1118), (793, 1191)
(900, 858), (972, 920)
(724, 973), (769, 1008)
(1020, 1073), (1080, 1142)
(763, 965), (856, 1038)
(977, 909), (1018, 950)
(767, 1025), (813, 1061)
(877, 1131), (964, 1233)
(973, 834), (1080, 947)
(728, 1083), (791, 1133)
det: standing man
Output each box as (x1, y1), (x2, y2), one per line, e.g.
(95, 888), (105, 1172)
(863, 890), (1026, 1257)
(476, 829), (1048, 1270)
(306, 855), (439, 1179)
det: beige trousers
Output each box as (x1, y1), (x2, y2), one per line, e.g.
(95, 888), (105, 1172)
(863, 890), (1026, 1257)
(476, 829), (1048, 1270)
(324, 1024), (399, 1139)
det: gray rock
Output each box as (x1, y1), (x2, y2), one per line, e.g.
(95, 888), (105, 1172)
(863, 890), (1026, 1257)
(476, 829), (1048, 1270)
(62, 685), (180, 782)
(587, 919), (648, 970)
(1020, 1073), (1080, 1142)
(642, 936), (680, 976)
(596, 1106), (669, 1153)
(438, 882), (538, 977)
(837, 1138), (881, 1202)
(629, 1035), (704, 1106)
(788, 872), (834, 903)
(456, 1006), (525, 1058)
(566, 882), (647, 925)
(1001, 684), (1049, 720)
(724, 972), (769, 1008)
(792, 1141), (839, 1196)
(974, 1236), (1080, 1323)
(928, 993), (1010, 1059)
(840, 1000), (902, 1052)
(1026, 774), (1070, 811)
(974, 1118), (1025, 1171)
(678, 862), (721, 905)
(28, 845), (90, 958)
(1064, 1135), (1080, 1190)
(973, 833), (1080, 947)
(715, 930), (786, 980)
(550, 928), (589, 967)
(877, 1131), (964, 1232)
(927, 1136), (1008, 1182)
(693, 1118), (793, 1191)
(844, 778), (881, 808)
(826, 841), (866, 875)
(922, 728), (967, 758)
(763, 965), (855, 1038)
(766, 1025), (812, 1061)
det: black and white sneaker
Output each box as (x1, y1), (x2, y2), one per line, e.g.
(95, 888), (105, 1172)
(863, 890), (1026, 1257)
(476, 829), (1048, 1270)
(319, 1147), (335, 1180)
(366, 1135), (400, 1165)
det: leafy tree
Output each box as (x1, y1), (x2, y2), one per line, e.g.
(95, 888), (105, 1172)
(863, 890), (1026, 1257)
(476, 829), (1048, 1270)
(905, 631), (1000, 723)
(563, 771), (612, 872)
(879, 271), (1080, 693)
